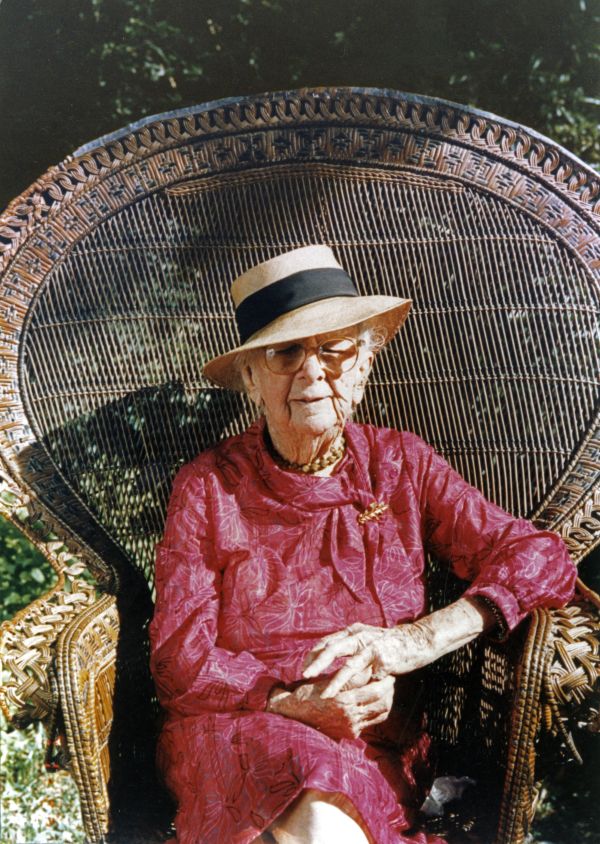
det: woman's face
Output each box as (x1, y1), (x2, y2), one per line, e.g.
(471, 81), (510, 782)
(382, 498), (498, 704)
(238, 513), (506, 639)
(242, 330), (374, 441)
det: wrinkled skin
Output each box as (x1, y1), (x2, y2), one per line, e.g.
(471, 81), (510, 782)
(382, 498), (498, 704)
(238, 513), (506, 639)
(241, 328), (373, 469)
(304, 621), (436, 697)
(269, 674), (396, 741)
(303, 598), (494, 700)
(269, 599), (493, 738)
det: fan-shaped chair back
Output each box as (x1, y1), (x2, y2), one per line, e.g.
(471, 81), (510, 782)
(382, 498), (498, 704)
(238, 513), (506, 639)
(3, 91), (598, 592)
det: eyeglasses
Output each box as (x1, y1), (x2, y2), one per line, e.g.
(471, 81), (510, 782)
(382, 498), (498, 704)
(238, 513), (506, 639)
(264, 337), (360, 376)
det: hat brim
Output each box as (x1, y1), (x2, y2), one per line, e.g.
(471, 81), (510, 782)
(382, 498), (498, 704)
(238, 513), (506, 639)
(202, 295), (412, 391)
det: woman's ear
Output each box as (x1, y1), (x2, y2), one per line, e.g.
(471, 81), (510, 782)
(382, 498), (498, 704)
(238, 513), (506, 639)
(352, 349), (375, 408)
(241, 363), (264, 411)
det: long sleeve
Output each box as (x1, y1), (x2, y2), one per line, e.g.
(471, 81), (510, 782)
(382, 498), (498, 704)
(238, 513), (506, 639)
(403, 433), (577, 631)
(149, 463), (278, 717)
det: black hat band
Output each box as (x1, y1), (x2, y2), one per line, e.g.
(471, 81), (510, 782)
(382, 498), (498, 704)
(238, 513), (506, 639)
(235, 267), (358, 343)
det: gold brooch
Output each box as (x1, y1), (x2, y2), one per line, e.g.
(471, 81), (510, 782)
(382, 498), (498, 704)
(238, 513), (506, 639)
(357, 501), (389, 524)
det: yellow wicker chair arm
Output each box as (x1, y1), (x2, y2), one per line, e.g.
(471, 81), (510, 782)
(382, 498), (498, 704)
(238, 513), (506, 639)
(55, 595), (118, 841)
(497, 586), (600, 844)
(543, 587), (600, 760)
(1, 574), (97, 726)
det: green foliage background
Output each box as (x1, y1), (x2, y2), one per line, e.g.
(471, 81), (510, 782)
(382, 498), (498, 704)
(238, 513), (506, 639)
(0, 0), (598, 208)
(0, 0), (598, 841)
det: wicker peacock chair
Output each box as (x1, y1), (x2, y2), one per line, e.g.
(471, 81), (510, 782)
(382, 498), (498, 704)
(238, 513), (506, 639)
(0, 87), (599, 844)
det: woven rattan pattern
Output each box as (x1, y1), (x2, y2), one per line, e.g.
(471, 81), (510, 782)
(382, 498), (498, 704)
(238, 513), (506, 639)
(544, 598), (600, 754)
(56, 595), (118, 840)
(0, 471), (97, 724)
(18, 163), (600, 589)
(497, 595), (600, 843)
(0, 90), (597, 586)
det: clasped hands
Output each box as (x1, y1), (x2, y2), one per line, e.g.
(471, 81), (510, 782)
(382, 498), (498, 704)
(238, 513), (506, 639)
(266, 598), (493, 741)
(266, 620), (434, 741)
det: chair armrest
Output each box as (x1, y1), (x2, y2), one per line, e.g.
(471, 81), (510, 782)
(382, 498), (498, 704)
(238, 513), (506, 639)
(497, 588), (600, 844)
(2, 589), (120, 843)
(1, 571), (97, 727)
(542, 588), (600, 761)
(56, 594), (118, 842)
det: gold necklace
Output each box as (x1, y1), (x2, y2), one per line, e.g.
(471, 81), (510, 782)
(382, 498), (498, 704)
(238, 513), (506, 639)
(273, 435), (346, 474)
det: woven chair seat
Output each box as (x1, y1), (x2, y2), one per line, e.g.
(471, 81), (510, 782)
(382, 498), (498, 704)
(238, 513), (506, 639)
(0, 87), (598, 843)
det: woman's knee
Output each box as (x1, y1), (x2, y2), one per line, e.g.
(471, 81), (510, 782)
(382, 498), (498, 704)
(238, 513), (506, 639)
(267, 789), (369, 844)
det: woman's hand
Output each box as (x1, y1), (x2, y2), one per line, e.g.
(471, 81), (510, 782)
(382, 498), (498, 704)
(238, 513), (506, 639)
(302, 597), (496, 698)
(302, 622), (434, 698)
(266, 675), (395, 740)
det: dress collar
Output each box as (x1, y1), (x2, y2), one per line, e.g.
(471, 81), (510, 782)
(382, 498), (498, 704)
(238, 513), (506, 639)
(243, 416), (374, 511)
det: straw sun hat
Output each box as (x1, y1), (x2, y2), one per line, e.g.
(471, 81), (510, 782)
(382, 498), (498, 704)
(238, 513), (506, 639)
(202, 245), (412, 390)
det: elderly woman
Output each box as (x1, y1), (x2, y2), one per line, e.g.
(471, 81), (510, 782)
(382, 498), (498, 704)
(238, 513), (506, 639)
(149, 246), (576, 844)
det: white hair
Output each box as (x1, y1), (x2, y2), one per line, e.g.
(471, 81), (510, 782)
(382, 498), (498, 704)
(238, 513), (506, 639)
(357, 323), (388, 354)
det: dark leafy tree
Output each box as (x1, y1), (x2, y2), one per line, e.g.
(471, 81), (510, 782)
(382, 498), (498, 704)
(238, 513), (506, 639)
(0, 0), (598, 207)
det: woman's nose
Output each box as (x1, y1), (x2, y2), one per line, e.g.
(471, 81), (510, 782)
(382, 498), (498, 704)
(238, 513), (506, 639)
(298, 349), (325, 380)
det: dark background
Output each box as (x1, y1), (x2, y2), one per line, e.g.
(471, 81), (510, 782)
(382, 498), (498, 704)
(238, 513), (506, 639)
(0, 2), (598, 842)
(0, 0), (598, 210)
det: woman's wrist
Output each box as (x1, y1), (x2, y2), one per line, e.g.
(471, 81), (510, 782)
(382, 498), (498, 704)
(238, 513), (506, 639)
(399, 597), (496, 665)
(468, 595), (509, 641)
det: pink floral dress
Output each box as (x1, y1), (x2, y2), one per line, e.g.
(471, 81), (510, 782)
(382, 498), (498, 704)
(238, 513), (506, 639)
(149, 419), (575, 844)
